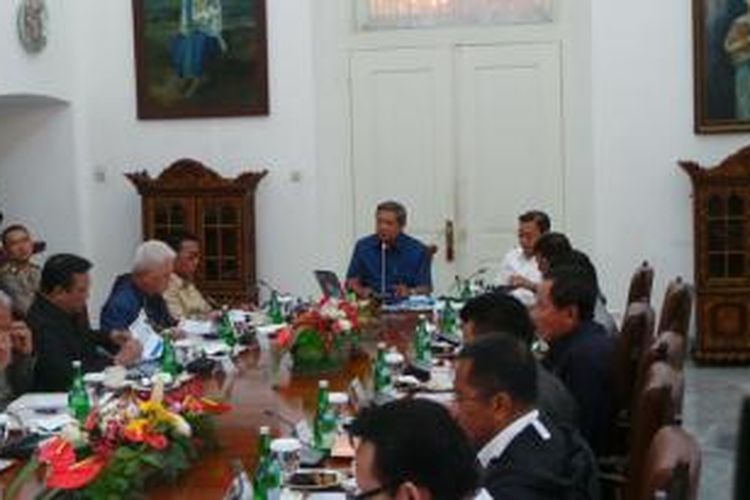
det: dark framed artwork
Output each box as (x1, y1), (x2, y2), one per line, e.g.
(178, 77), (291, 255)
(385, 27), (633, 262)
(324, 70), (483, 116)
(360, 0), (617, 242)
(132, 0), (269, 119)
(694, 0), (750, 133)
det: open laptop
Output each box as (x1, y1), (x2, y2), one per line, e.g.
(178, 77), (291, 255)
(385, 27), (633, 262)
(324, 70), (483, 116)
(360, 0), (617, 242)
(314, 270), (345, 299)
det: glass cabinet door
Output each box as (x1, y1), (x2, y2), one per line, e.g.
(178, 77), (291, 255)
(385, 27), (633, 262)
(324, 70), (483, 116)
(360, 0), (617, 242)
(702, 190), (748, 284)
(198, 198), (244, 283)
(147, 198), (195, 242)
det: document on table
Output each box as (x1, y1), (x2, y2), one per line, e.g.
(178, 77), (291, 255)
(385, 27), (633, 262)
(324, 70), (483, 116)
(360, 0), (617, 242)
(130, 309), (164, 361)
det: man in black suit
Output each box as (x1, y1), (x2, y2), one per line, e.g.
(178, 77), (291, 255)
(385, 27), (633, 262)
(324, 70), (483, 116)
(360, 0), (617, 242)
(27, 254), (142, 392)
(453, 333), (600, 500)
(460, 291), (579, 431)
(533, 263), (616, 456)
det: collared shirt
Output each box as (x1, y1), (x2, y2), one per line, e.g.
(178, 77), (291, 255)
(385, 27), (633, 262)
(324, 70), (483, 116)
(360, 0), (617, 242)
(346, 233), (432, 296)
(100, 274), (176, 337)
(0, 261), (41, 316)
(543, 320), (615, 455)
(477, 409), (550, 468)
(163, 273), (212, 320)
(27, 294), (110, 392)
(494, 247), (541, 306)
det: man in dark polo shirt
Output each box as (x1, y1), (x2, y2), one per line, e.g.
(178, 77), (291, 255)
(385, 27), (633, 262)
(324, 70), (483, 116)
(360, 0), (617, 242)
(534, 263), (616, 456)
(346, 201), (432, 300)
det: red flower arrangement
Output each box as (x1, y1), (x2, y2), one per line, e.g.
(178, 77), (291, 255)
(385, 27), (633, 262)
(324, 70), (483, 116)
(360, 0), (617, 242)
(7, 379), (231, 499)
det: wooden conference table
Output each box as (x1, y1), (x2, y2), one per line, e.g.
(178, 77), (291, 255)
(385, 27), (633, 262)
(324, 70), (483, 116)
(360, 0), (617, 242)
(1, 311), (423, 499)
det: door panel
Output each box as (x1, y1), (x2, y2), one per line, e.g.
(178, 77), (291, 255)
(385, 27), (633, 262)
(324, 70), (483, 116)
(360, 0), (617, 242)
(456, 43), (564, 277)
(350, 48), (456, 293)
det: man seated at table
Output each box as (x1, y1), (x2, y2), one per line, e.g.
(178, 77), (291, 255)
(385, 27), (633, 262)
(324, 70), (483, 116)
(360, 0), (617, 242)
(460, 291), (579, 430)
(350, 398), (479, 500)
(100, 241), (177, 351)
(346, 201), (432, 300)
(534, 233), (618, 337)
(28, 254), (142, 392)
(533, 231), (572, 276)
(163, 232), (213, 320)
(533, 263), (616, 456)
(0, 224), (41, 318)
(27, 254), (141, 392)
(0, 291), (33, 408)
(453, 333), (600, 499)
(494, 210), (550, 306)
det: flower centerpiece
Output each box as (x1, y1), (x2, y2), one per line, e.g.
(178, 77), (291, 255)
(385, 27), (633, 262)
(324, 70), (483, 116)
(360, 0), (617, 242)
(275, 298), (361, 374)
(7, 378), (230, 499)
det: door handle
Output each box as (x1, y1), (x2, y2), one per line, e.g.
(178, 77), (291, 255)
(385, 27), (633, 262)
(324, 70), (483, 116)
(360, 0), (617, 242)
(445, 219), (455, 263)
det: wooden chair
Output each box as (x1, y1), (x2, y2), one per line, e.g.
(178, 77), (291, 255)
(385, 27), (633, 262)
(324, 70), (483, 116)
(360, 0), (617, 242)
(613, 302), (657, 422)
(631, 331), (687, 425)
(735, 396), (750, 500)
(601, 361), (682, 500)
(638, 426), (701, 500)
(657, 277), (693, 338)
(626, 261), (655, 307)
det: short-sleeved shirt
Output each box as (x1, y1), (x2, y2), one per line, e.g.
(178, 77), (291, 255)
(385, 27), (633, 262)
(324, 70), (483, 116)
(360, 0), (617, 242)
(163, 273), (212, 320)
(0, 261), (41, 317)
(346, 233), (432, 296)
(100, 274), (176, 337)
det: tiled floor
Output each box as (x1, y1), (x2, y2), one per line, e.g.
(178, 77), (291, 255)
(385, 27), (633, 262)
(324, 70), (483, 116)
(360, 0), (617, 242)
(682, 363), (749, 499)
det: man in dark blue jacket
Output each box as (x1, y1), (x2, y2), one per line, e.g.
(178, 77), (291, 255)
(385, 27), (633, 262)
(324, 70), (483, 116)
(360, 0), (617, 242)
(534, 263), (617, 456)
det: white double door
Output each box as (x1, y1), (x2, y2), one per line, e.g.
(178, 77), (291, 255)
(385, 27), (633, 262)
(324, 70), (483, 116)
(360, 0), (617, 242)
(351, 43), (565, 295)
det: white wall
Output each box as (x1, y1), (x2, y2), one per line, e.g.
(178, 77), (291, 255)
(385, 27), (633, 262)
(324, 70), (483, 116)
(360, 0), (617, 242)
(0, 0), (72, 100)
(0, 101), (85, 255)
(591, 0), (749, 315)
(65, 0), (322, 314)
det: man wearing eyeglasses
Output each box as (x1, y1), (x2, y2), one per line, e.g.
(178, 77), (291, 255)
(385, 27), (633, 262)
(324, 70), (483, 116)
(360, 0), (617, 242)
(349, 398), (479, 499)
(453, 333), (601, 500)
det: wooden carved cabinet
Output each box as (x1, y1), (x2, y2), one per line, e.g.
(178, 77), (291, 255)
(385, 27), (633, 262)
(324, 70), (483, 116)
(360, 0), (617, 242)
(681, 146), (750, 363)
(127, 159), (267, 305)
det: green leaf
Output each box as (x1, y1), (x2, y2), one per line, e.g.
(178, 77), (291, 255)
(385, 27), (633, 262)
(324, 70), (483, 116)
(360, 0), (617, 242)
(6, 456), (40, 500)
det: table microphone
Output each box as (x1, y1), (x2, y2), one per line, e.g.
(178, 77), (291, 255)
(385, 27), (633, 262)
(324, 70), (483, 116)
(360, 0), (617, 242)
(381, 241), (387, 297)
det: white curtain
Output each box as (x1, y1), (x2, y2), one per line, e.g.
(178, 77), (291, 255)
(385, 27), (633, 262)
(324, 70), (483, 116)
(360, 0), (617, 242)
(358, 0), (554, 30)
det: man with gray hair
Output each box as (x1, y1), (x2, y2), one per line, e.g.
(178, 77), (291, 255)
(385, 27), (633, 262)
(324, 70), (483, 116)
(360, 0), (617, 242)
(346, 201), (432, 300)
(100, 240), (177, 348)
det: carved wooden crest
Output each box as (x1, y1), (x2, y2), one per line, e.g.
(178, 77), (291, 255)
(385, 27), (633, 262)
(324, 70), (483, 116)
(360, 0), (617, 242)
(126, 158), (267, 195)
(680, 145), (750, 183)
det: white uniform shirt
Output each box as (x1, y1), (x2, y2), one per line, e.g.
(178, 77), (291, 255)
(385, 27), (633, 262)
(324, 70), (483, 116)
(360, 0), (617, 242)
(494, 247), (542, 306)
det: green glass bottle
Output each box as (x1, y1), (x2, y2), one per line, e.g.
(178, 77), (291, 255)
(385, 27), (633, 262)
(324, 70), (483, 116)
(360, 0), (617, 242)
(413, 315), (432, 366)
(269, 292), (284, 325)
(253, 426), (281, 500)
(460, 279), (473, 301)
(373, 342), (390, 395)
(314, 380), (336, 451)
(67, 360), (91, 422)
(160, 334), (179, 376)
(218, 307), (238, 348)
(441, 300), (457, 337)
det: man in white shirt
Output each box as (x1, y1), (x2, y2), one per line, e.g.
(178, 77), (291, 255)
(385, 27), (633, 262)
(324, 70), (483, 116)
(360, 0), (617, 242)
(453, 333), (600, 500)
(495, 210), (550, 306)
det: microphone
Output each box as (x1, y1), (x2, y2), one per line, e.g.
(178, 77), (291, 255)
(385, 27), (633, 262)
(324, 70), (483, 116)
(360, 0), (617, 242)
(381, 241), (387, 297)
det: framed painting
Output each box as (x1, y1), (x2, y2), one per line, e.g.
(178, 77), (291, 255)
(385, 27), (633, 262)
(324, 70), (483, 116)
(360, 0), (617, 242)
(132, 0), (269, 119)
(694, 0), (750, 133)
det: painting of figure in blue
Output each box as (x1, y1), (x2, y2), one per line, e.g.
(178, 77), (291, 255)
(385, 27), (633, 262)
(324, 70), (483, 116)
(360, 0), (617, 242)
(133, 0), (268, 119)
